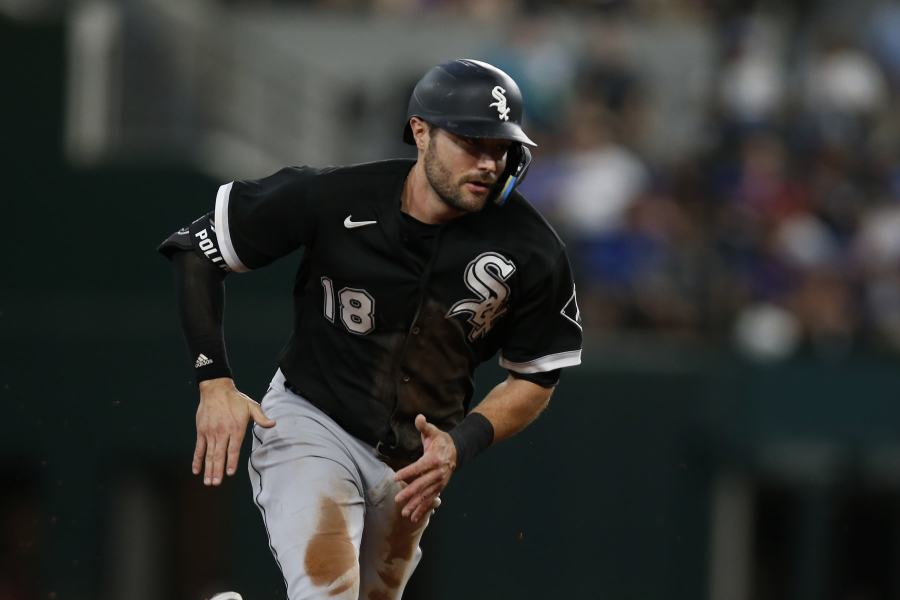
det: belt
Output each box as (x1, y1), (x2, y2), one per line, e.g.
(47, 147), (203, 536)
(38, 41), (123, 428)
(283, 377), (422, 470)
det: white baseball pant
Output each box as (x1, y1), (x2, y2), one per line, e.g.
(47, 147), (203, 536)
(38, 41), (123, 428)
(248, 370), (434, 600)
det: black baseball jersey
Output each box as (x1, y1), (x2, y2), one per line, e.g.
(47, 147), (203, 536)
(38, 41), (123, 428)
(177, 159), (582, 459)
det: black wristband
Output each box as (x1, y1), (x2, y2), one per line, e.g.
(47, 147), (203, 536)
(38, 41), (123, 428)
(448, 412), (494, 470)
(187, 337), (233, 383)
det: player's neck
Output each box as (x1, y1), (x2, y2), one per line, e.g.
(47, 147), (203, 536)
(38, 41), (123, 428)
(401, 162), (465, 225)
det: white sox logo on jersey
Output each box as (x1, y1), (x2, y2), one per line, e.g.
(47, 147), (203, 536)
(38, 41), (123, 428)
(489, 86), (510, 121)
(447, 252), (516, 341)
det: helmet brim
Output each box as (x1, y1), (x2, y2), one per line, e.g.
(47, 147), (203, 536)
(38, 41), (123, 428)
(403, 116), (537, 147)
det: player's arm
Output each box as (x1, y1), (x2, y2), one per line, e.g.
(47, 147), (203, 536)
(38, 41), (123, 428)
(164, 244), (276, 487)
(169, 249), (275, 486)
(470, 373), (553, 443)
(161, 168), (321, 486)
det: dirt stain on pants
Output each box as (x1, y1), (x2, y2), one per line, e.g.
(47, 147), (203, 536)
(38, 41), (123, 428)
(304, 496), (359, 597)
(368, 498), (430, 600)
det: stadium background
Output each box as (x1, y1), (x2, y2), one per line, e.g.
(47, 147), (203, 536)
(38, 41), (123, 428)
(5, 0), (900, 598)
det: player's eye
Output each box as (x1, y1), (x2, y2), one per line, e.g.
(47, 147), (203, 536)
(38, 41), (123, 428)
(459, 136), (478, 150)
(464, 138), (508, 160)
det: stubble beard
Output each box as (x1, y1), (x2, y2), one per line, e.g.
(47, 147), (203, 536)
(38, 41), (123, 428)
(423, 139), (489, 214)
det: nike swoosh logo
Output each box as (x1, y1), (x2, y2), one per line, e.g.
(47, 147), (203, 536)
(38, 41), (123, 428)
(344, 216), (378, 229)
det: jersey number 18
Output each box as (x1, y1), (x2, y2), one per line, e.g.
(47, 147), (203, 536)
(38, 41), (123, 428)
(321, 276), (375, 335)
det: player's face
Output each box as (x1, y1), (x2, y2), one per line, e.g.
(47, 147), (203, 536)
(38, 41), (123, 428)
(423, 128), (510, 213)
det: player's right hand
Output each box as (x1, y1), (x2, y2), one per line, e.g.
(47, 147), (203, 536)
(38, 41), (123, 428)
(194, 377), (276, 486)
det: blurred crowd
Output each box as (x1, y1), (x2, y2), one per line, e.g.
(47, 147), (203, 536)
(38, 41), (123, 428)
(235, 0), (900, 360)
(236, 0), (900, 360)
(118, 0), (900, 359)
(479, 1), (900, 361)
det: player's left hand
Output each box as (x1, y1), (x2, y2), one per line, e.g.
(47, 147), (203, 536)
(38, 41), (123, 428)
(394, 414), (456, 523)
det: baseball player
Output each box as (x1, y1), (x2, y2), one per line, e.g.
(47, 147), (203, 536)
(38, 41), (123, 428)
(160, 59), (582, 600)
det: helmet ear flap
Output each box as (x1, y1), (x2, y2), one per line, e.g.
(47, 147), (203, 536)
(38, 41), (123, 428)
(493, 145), (532, 206)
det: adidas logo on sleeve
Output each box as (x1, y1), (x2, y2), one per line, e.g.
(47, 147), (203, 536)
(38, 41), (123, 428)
(195, 353), (214, 368)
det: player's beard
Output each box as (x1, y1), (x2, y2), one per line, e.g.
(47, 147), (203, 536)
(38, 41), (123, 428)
(423, 138), (493, 213)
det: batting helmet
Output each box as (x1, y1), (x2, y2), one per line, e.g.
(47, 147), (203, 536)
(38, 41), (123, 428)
(403, 59), (537, 147)
(404, 59), (536, 205)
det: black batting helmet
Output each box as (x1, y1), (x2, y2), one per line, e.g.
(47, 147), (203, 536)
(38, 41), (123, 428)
(403, 59), (537, 147)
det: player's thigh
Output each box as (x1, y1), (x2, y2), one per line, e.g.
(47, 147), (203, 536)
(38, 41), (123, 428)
(357, 473), (436, 600)
(249, 423), (365, 599)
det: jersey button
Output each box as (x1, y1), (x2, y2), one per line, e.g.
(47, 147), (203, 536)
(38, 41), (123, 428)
(401, 375), (411, 383)
(411, 326), (420, 335)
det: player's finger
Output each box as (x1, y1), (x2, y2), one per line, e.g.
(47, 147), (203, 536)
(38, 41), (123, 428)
(398, 487), (425, 514)
(415, 413), (441, 437)
(395, 469), (442, 505)
(411, 493), (439, 523)
(394, 456), (432, 483)
(225, 427), (245, 476)
(411, 504), (431, 524)
(403, 481), (442, 520)
(395, 474), (427, 505)
(249, 402), (276, 428)
(192, 435), (207, 475)
(414, 414), (428, 433)
(204, 435), (215, 485)
(210, 432), (228, 485)
(408, 484), (442, 522)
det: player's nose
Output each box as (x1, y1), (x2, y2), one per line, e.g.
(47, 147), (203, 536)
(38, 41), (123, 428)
(474, 153), (500, 175)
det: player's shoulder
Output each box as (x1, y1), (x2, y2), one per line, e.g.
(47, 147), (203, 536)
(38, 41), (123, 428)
(311, 158), (414, 185)
(265, 159), (411, 186)
(267, 159), (413, 204)
(325, 158), (415, 177)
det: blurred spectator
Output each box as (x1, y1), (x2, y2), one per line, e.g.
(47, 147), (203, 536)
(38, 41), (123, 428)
(717, 17), (787, 128)
(801, 34), (889, 149)
(733, 302), (802, 361)
(485, 15), (579, 135)
(856, 204), (900, 351)
(867, 1), (900, 89)
(788, 267), (859, 355)
(728, 132), (806, 220)
(552, 99), (649, 237)
(575, 16), (644, 121)
(772, 212), (839, 271)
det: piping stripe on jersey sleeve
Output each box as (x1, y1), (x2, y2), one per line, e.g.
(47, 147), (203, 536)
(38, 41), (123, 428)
(214, 182), (250, 273)
(499, 349), (582, 374)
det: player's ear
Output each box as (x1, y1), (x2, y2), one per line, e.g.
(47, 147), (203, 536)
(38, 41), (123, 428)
(409, 117), (431, 151)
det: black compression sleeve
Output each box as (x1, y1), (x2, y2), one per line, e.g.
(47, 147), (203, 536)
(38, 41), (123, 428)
(171, 250), (233, 383)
